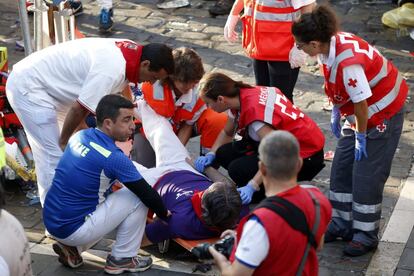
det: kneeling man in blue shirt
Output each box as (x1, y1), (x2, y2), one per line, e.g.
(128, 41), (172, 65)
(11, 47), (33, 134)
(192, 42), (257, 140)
(43, 94), (169, 274)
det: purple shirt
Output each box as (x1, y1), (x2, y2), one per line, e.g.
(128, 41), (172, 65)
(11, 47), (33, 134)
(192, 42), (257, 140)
(145, 170), (219, 243)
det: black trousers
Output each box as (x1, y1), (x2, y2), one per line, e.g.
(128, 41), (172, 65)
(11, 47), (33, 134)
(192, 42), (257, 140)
(253, 59), (300, 103)
(216, 139), (325, 202)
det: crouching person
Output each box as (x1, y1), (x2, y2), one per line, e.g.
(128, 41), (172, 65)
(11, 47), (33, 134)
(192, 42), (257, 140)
(210, 131), (332, 275)
(43, 95), (170, 274)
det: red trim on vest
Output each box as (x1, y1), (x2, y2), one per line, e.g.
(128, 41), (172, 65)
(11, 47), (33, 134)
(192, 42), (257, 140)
(116, 41), (143, 85)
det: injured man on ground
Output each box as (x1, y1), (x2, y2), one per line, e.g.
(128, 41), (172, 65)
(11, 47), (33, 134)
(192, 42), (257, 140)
(132, 100), (246, 246)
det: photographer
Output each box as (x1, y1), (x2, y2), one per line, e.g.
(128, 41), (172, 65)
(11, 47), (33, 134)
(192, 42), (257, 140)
(209, 131), (332, 275)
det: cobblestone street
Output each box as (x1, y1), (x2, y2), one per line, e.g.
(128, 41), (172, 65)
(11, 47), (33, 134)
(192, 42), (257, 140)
(0, 0), (413, 274)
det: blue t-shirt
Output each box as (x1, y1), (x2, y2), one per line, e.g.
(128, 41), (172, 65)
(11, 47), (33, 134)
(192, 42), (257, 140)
(43, 128), (142, 239)
(145, 170), (218, 243)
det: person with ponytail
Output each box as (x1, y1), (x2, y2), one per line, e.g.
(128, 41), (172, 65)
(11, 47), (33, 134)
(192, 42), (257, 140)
(194, 72), (325, 205)
(292, 5), (408, 256)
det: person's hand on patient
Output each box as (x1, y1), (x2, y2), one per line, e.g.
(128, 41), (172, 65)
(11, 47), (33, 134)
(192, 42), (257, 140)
(237, 183), (256, 205)
(194, 152), (216, 173)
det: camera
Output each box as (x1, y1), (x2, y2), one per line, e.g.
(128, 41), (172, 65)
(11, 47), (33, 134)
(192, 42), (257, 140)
(191, 235), (235, 260)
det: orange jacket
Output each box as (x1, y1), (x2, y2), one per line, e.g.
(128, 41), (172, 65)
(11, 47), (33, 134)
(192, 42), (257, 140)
(242, 0), (300, 61)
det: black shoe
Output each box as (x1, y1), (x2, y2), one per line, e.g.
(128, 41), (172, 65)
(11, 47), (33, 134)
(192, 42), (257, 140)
(99, 8), (113, 33)
(324, 230), (352, 243)
(208, 0), (234, 16)
(343, 241), (378, 256)
(68, 0), (83, 16)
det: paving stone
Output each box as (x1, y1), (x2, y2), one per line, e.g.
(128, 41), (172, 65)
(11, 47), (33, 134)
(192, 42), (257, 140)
(395, 268), (414, 276)
(164, 29), (209, 40)
(186, 20), (208, 32)
(150, 13), (188, 23)
(126, 17), (165, 29)
(4, 205), (38, 217)
(202, 26), (223, 34)
(91, 238), (114, 252)
(399, 248), (414, 271)
(115, 7), (152, 18)
(26, 230), (45, 243)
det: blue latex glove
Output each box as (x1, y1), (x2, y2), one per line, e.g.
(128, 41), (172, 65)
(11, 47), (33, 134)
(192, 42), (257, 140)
(194, 152), (215, 173)
(237, 181), (257, 205)
(355, 132), (368, 161)
(330, 106), (341, 139)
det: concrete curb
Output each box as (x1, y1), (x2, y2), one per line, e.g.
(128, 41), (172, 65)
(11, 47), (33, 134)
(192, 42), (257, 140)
(366, 164), (414, 275)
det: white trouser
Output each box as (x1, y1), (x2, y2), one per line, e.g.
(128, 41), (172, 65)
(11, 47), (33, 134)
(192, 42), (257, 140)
(6, 80), (64, 206)
(97, 0), (112, 10)
(58, 187), (148, 258)
(132, 100), (202, 186)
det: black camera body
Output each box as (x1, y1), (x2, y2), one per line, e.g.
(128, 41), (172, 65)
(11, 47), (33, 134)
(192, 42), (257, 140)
(191, 235), (235, 260)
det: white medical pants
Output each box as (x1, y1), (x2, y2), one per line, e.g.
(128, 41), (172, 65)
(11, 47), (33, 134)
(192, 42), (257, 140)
(58, 187), (148, 258)
(6, 78), (64, 206)
(132, 100), (202, 186)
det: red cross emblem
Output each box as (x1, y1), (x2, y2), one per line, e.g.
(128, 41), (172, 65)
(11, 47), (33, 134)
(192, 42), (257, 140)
(376, 123), (387, 132)
(348, 78), (358, 87)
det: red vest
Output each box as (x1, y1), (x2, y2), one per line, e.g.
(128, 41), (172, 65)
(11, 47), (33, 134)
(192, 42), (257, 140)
(115, 40), (143, 85)
(323, 32), (407, 129)
(141, 82), (227, 148)
(229, 186), (332, 276)
(238, 87), (324, 158)
(241, 0), (299, 61)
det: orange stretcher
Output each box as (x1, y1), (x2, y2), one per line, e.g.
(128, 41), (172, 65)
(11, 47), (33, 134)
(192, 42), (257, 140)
(174, 237), (220, 251)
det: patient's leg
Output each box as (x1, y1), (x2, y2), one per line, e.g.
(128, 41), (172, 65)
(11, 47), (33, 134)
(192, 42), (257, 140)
(134, 100), (198, 173)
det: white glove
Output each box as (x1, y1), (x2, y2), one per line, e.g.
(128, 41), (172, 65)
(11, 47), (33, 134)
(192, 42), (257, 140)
(224, 15), (239, 43)
(289, 44), (308, 69)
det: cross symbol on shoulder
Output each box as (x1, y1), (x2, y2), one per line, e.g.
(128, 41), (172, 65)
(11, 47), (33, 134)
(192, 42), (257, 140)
(348, 78), (358, 87)
(376, 123), (387, 132)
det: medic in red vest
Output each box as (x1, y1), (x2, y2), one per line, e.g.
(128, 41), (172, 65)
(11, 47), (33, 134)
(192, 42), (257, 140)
(194, 72), (325, 205)
(292, 5), (407, 256)
(208, 131), (332, 276)
(132, 48), (227, 168)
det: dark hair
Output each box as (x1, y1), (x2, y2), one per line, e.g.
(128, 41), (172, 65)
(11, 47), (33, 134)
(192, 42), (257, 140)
(292, 5), (339, 43)
(172, 47), (205, 83)
(96, 95), (134, 127)
(141, 43), (175, 75)
(199, 72), (253, 101)
(202, 182), (242, 231)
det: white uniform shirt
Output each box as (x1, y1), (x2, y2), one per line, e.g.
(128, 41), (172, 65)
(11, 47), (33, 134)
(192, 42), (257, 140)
(227, 110), (266, 142)
(235, 217), (269, 268)
(173, 87), (205, 126)
(318, 36), (372, 104)
(11, 38), (129, 113)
